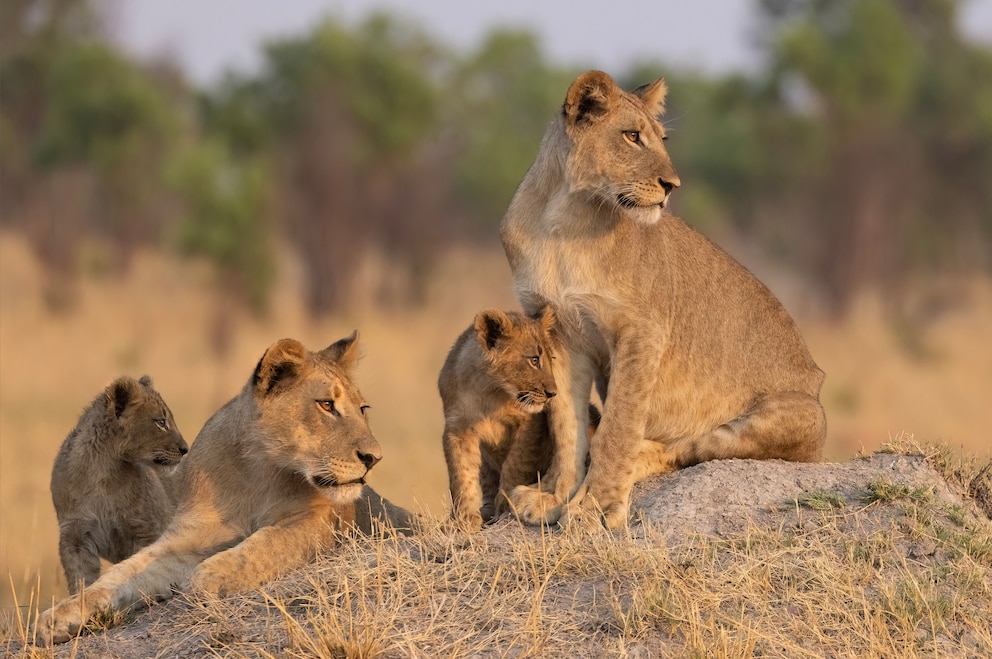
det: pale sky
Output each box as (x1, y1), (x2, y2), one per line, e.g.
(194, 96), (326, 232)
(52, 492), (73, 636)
(110, 0), (992, 87)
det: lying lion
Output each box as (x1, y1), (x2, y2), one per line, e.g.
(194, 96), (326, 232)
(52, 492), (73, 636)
(501, 70), (826, 529)
(37, 333), (412, 644)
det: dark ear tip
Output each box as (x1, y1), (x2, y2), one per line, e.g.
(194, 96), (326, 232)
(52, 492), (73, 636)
(107, 376), (138, 418)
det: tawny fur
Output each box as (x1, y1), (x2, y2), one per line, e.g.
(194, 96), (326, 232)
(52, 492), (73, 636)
(500, 70), (826, 529)
(439, 308), (558, 530)
(50, 375), (187, 594)
(38, 335), (414, 645)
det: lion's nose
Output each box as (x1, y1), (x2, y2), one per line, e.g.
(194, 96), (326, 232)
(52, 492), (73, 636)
(357, 449), (381, 470)
(660, 175), (681, 195)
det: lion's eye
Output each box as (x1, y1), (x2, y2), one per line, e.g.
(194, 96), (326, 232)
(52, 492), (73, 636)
(360, 404), (371, 417)
(622, 130), (640, 144)
(317, 400), (339, 416)
(155, 418), (168, 431)
(528, 356), (540, 368)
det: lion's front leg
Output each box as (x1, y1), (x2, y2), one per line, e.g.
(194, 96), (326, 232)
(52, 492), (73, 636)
(189, 511), (339, 596)
(36, 520), (223, 645)
(509, 348), (594, 525)
(560, 330), (664, 530)
(442, 424), (486, 531)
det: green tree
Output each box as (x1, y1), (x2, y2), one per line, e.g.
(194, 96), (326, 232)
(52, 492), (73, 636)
(684, 0), (992, 316)
(233, 13), (447, 314)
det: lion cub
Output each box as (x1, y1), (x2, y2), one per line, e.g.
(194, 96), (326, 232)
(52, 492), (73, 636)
(51, 375), (187, 594)
(439, 308), (559, 530)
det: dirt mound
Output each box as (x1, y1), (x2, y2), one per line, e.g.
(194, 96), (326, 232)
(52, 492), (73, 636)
(14, 453), (992, 658)
(632, 452), (971, 543)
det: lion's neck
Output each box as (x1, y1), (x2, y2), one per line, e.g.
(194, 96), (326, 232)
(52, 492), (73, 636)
(502, 120), (616, 246)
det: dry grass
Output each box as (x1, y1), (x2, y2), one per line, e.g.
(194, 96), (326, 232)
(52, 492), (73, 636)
(5, 474), (990, 658)
(2, 229), (991, 655)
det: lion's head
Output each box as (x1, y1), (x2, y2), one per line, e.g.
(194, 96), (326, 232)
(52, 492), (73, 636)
(474, 307), (557, 413)
(251, 333), (381, 503)
(562, 70), (681, 225)
(108, 375), (188, 466)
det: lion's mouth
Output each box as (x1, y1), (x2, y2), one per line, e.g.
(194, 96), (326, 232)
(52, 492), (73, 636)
(516, 391), (550, 413)
(617, 194), (666, 210)
(311, 473), (365, 489)
(617, 194), (638, 208)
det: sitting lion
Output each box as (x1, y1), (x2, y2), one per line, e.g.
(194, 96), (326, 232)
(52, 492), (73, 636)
(51, 375), (188, 594)
(37, 334), (413, 645)
(439, 308), (559, 530)
(500, 70), (826, 529)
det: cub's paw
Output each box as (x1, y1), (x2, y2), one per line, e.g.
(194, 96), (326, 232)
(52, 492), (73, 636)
(507, 485), (564, 525)
(451, 509), (484, 533)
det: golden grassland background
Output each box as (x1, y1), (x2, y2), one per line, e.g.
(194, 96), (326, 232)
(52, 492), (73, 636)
(1, 229), (990, 613)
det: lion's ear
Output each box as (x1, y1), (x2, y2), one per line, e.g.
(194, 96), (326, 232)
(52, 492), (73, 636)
(537, 305), (556, 336)
(633, 77), (668, 117)
(106, 376), (141, 419)
(563, 70), (618, 127)
(254, 338), (308, 395)
(321, 331), (361, 374)
(475, 309), (512, 351)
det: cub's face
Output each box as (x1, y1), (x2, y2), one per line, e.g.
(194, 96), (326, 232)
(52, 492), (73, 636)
(563, 70), (681, 225)
(112, 376), (188, 467)
(475, 308), (557, 413)
(253, 334), (381, 503)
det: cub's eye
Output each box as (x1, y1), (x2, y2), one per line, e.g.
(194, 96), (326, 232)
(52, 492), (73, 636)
(662, 134), (669, 141)
(317, 400), (339, 416)
(622, 130), (640, 144)
(360, 404), (371, 417)
(154, 418), (168, 431)
(528, 356), (540, 368)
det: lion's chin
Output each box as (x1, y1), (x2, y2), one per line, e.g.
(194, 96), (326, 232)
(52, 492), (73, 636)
(621, 203), (664, 225)
(516, 400), (547, 415)
(320, 481), (365, 503)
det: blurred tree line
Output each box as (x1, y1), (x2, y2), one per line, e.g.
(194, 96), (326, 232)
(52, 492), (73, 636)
(2, 0), (991, 329)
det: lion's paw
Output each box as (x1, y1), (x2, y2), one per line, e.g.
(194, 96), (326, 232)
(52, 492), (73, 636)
(507, 484), (564, 525)
(451, 509), (484, 533)
(35, 599), (84, 645)
(189, 560), (239, 598)
(559, 495), (629, 531)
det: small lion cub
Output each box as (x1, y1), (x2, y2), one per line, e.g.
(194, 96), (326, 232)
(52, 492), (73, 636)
(51, 375), (188, 594)
(439, 307), (558, 530)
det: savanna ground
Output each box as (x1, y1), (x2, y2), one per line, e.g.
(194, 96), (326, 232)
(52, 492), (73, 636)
(1, 230), (991, 656)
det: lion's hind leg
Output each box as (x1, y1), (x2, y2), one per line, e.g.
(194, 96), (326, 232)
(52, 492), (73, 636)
(673, 391), (826, 467)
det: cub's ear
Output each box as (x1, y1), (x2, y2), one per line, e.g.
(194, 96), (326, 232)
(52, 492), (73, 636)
(254, 338), (308, 395)
(106, 376), (142, 419)
(633, 77), (668, 117)
(535, 305), (556, 336)
(320, 331), (361, 375)
(475, 309), (512, 351)
(138, 375), (154, 388)
(563, 70), (619, 127)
